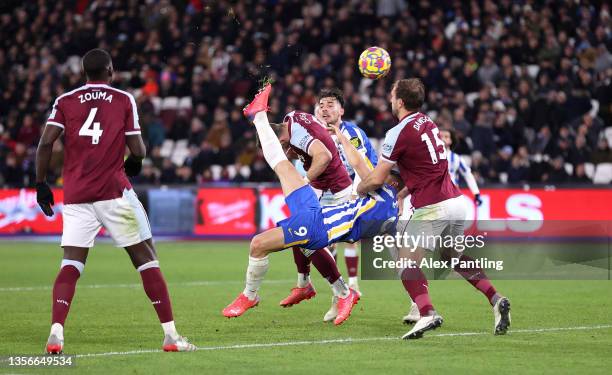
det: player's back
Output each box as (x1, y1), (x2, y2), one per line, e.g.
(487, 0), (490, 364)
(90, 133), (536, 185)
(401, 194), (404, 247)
(323, 185), (398, 244)
(46, 83), (140, 204)
(381, 112), (461, 208)
(285, 111), (352, 193)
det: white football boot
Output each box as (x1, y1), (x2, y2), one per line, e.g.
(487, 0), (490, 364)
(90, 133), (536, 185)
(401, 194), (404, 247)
(402, 302), (420, 325)
(46, 334), (64, 354)
(493, 297), (511, 335)
(402, 313), (443, 340)
(163, 335), (197, 352)
(323, 296), (338, 322)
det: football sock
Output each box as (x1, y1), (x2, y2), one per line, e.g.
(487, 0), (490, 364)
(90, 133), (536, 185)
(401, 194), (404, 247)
(51, 260), (83, 327)
(331, 277), (350, 299)
(448, 254), (498, 306)
(292, 247), (311, 287)
(401, 268), (434, 316)
(138, 261), (174, 323)
(50, 323), (64, 341)
(310, 247), (341, 284)
(253, 111), (287, 170)
(161, 321), (179, 340)
(344, 245), (359, 278)
(243, 256), (269, 300)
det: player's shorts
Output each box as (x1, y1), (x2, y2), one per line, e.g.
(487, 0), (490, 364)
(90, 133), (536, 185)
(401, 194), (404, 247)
(276, 185), (328, 252)
(395, 195), (467, 252)
(315, 185), (352, 206)
(61, 188), (152, 248)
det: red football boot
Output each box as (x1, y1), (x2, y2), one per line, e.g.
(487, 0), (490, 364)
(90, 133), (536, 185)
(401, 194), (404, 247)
(334, 288), (360, 326)
(243, 83), (271, 120)
(279, 283), (317, 307)
(222, 293), (260, 318)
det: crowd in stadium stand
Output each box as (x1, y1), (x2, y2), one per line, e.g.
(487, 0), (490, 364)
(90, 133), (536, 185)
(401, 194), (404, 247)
(1, 0), (611, 188)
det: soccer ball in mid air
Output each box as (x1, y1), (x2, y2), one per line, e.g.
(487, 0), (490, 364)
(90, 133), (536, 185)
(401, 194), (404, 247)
(358, 46), (391, 79)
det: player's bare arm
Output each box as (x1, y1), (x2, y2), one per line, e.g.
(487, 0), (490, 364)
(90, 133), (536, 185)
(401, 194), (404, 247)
(331, 125), (371, 181)
(35, 124), (63, 216)
(305, 140), (332, 182)
(356, 160), (394, 195)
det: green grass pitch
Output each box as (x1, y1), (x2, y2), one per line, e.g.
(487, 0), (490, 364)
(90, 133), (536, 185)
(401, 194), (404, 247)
(0, 241), (611, 374)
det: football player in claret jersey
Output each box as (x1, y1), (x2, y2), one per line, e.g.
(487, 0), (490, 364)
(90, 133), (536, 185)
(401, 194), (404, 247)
(439, 129), (483, 206)
(357, 78), (511, 339)
(223, 84), (401, 324)
(35, 49), (195, 353)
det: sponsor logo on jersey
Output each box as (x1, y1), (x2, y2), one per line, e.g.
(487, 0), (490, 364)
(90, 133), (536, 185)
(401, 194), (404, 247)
(350, 137), (361, 148)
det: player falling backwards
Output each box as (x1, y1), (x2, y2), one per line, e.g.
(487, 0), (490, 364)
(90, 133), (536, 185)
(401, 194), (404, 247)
(36, 49), (195, 353)
(223, 84), (402, 324)
(273, 104), (355, 322)
(357, 78), (511, 339)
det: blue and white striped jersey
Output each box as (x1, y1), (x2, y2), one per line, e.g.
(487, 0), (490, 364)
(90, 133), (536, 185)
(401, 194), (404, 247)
(447, 150), (480, 195)
(323, 184), (398, 244)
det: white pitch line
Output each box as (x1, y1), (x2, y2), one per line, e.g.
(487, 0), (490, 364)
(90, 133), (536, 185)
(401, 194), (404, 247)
(0, 279), (294, 293)
(74, 324), (612, 359)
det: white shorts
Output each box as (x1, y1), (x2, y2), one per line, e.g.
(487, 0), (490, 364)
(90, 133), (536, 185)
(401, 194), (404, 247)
(395, 195), (467, 251)
(61, 189), (152, 248)
(316, 185), (352, 206)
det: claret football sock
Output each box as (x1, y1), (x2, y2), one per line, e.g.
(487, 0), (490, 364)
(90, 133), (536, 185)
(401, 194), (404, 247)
(253, 111), (287, 169)
(401, 268), (434, 316)
(310, 247), (341, 284)
(448, 254), (499, 306)
(243, 256), (270, 300)
(293, 247), (311, 287)
(138, 261), (174, 323)
(344, 245), (359, 278)
(51, 260), (84, 326)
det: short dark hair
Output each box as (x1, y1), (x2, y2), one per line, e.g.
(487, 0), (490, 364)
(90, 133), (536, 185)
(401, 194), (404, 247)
(440, 128), (457, 151)
(318, 87), (344, 108)
(82, 48), (112, 80)
(394, 78), (425, 111)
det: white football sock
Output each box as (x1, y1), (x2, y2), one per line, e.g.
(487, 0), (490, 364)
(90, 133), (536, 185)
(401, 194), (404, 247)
(253, 111), (287, 170)
(331, 277), (350, 299)
(243, 256), (270, 300)
(161, 321), (179, 340)
(50, 322), (64, 341)
(348, 276), (359, 286)
(297, 272), (310, 288)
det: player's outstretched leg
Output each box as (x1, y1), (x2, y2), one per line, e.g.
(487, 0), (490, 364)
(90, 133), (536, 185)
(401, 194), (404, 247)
(46, 247), (87, 354)
(125, 240), (196, 352)
(440, 250), (511, 335)
(223, 228), (286, 317)
(244, 84), (306, 197)
(280, 247), (317, 307)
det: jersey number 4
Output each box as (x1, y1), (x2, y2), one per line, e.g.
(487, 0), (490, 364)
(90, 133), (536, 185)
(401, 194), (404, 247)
(79, 108), (103, 144)
(421, 128), (447, 164)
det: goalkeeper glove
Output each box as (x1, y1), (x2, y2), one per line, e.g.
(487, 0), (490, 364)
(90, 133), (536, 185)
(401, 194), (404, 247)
(124, 155), (143, 177)
(36, 182), (54, 217)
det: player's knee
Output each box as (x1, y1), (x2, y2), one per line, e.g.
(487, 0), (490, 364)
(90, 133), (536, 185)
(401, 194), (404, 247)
(249, 235), (267, 258)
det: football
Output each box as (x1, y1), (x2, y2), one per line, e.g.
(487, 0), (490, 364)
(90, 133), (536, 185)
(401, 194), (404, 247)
(358, 46), (391, 79)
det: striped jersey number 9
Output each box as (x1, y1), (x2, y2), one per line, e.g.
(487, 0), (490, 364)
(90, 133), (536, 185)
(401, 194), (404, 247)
(420, 128), (446, 164)
(79, 108), (103, 144)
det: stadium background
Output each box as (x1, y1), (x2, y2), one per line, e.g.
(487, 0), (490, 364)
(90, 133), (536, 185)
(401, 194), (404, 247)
(0, 0), (611, 235)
